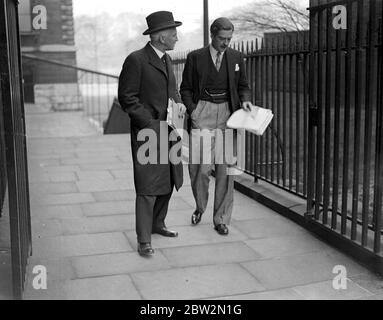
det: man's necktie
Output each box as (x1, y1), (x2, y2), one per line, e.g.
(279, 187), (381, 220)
(161, 55), (167, 74)
(215, 51), (222, 71)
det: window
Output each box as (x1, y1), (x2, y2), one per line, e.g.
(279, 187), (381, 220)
(18, 0), (32, 32)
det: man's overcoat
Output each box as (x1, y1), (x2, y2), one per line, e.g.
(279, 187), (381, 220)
(118, 43), (183, 195)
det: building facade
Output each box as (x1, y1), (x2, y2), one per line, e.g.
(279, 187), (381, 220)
(19, 0), (81, 110)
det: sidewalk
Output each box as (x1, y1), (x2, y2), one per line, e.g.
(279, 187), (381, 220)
(22, 104), (383, 300)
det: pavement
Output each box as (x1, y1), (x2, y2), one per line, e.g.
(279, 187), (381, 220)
(20, 104), (383, 300)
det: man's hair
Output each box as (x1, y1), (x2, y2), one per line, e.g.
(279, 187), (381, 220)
(150, 28), (175, 42)
(210, 17), (234, 37)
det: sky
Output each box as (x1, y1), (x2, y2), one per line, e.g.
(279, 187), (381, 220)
(72, 0), (264, 32)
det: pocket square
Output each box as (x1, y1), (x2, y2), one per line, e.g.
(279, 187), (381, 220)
(235, 64), (240, 71)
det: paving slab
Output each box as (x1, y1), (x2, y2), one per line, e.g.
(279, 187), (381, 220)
(241, 250), (369, 290)
(61, 156), (123, 166)
(232, 216), (308, 240)
(110, 169), (134, 179)
(76, 179), (135, 193)
(32, 219), (63, 239)
(23, 279), (67, 300)
(244, 233), (333, 259)
(72, 252), (171, 278)
(40, 193), (95, 206)
(168, 196), (194, 211)
(292, 280), (374, 300)
(30, 182), (79, 195)
(78, 163), (132, 171)
(60, 215), (135, 235)
(231, 203), (280, 221)
(30, 204), (84, 220)
(359, 293), (383, 300)
(81, 201), (135, 217)
(211, 288), (305, 300)
(161, 242), (261, 268)
(92, 190), (136, 202)
(47, 171), (78, 183)
(76, 170), (115, 181)
(26, 257), (75, 281)
(131, 264), (266, 300)
(348, 272), (383, 295)
(32, 232), (132, 259)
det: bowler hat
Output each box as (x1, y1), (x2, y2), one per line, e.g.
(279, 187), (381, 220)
(143, 11), (182, 35)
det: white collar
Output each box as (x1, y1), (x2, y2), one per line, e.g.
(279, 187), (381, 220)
(209, 44), (225, 60)
(149, 42), (165, 59)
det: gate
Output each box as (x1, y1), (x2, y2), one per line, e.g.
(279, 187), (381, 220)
(307, 0), (383, 268)
(0, 0), (32, 299)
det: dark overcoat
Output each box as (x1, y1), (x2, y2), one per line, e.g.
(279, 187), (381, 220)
(118, 43), (183, 195)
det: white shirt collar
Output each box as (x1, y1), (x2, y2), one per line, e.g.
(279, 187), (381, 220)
(149, 42), (165, 59)
(209, 44), (225, 62)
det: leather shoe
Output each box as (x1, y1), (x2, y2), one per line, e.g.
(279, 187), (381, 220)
(152, 227), (178, 237)
(191, 211), (202, 225)
(137, 243), (154, 257)
(214, 224), (229, 235)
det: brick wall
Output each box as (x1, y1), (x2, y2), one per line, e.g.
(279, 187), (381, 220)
(20, 0), (79, 103)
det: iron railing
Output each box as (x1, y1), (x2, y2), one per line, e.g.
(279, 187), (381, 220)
(308, 0), (383, 255)
(0, 0), (32, 299)
(21, 54), (119, 131)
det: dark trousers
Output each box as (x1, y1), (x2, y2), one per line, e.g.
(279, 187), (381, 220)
(135, 191), (173, 243)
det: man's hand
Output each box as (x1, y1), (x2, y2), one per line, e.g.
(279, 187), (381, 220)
(241, 101), (253, 112)
(178, 103), (186, 116)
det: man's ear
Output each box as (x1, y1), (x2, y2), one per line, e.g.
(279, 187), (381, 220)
(159, 34), (166, 44)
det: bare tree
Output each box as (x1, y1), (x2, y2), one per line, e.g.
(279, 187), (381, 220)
(229, 0), (309, 37)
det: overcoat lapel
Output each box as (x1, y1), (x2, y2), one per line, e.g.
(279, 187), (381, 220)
(145, 43), (168, 78)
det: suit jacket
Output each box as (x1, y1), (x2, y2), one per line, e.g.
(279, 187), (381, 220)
(180, 46), (251, 116)
(118, 42), (183, 195)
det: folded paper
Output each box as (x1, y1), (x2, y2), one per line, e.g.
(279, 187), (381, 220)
(226, 105), (274, 136)
(167, 99), (186, 138)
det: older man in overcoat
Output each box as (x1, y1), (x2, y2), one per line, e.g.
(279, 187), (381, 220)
(118, 11), (183, 257)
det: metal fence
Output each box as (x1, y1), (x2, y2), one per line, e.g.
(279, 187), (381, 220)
(308, 0), (383, 256)
(0, 0), (32, 299)
(21, 54), (119, 131)
(172, 0), (383, 262)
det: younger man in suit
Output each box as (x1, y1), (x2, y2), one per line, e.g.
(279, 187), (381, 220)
(180, 17), (251, 235)
(180, 17), (252, 235)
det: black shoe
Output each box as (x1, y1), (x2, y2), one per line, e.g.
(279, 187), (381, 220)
(191, 211), (202, 225)
(214, 224), (229, 235)
(137, 243), (154, 257)
(152, 227), (178, 237)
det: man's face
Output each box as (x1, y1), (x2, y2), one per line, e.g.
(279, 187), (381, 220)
(162, 28), (178, 51)
(211, 29), (233, 52)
